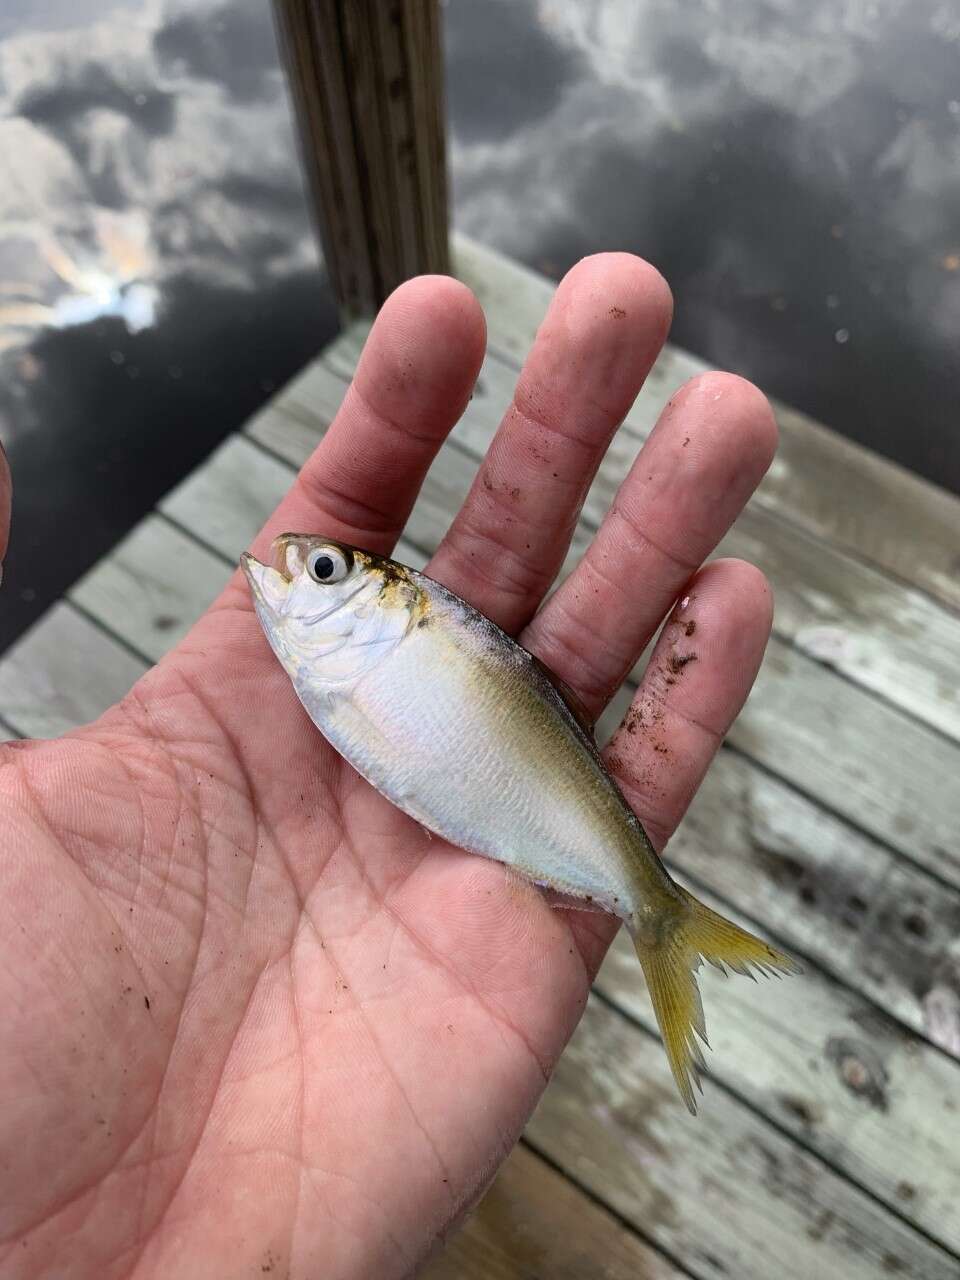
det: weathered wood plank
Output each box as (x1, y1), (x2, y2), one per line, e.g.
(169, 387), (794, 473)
(159, 436), (296, 561)
(732, 642), (958, 887)
(272, 0), (448, 318)
(70, 516), (232, 664)
(241, 396), (332, 470)
(596, 883), (960, 1256)
(720, 506), (960, 744)
(527, 996), (957, 1280)
(0, 603), (146, 738)
(665, 747), (960, 1052)
(453, 234), (960, 615)
(405, 0), (449, 272)
(253, 361), (960, 890)
(423, 1143), (687, 1280)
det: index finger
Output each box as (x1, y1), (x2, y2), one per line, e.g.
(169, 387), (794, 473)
(250, 274), (486, 563)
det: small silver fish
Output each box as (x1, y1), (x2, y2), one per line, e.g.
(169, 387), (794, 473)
(243, 534), (799, 1111)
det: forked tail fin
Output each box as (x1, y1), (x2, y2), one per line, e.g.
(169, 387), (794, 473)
(631, 887), (801, 1114)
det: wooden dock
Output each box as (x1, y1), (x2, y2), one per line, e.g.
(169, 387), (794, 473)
(2, 236), (960, 1278)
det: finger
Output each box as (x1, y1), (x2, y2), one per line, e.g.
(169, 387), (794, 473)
(567, 558), (773, 975)
(604, 558), (773, 849)
(522, 373), (778, 718)
(0, 439), (10, 585)
(250, 275), (486, 562)
(427, 253), (672, 633)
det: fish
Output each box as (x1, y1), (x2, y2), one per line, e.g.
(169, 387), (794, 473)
(242, 533), (800, 1112)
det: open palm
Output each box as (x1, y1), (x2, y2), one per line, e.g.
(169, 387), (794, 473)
(0, 257), (778, 1279)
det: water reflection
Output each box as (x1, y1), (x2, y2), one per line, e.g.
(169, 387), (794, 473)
(0, 0), (335, 651)
(0, 212), (158, 352)
(447, 0), (960, 491)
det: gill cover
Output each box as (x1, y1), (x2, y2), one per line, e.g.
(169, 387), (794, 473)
(242, 536), (422, 688)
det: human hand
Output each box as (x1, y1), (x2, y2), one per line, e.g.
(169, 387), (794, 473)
(0, 257), (777, 1278)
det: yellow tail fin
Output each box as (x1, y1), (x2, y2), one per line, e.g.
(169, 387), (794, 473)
(632, 888), (800, 1114)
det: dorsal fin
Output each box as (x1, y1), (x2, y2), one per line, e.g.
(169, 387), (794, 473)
(532, 655), (596, 737)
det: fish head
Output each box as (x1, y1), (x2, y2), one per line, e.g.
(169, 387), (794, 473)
(242, 534), (427, 688)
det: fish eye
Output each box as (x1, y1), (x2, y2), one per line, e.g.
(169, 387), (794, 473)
(306, 545), (350, 584)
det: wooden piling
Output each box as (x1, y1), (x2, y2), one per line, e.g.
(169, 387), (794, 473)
(272, 0), (450, 320)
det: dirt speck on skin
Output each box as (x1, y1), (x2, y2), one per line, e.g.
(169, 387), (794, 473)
(625, 706), (645, 735)
(510, 486), (521, 499)
(639, 692), (666, 728)
(668, 652), (698, 674)
(482, 476), (494, 491)
(609, 306), (627, 319)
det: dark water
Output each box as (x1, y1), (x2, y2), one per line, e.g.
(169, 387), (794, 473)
(446, 0), (960, 486)
(0, 0), (338, 651)
(1, 0), (958, 654)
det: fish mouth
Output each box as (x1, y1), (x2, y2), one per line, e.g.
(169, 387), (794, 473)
(270, 533), (306, 580)
(241, 551), (290, 615)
